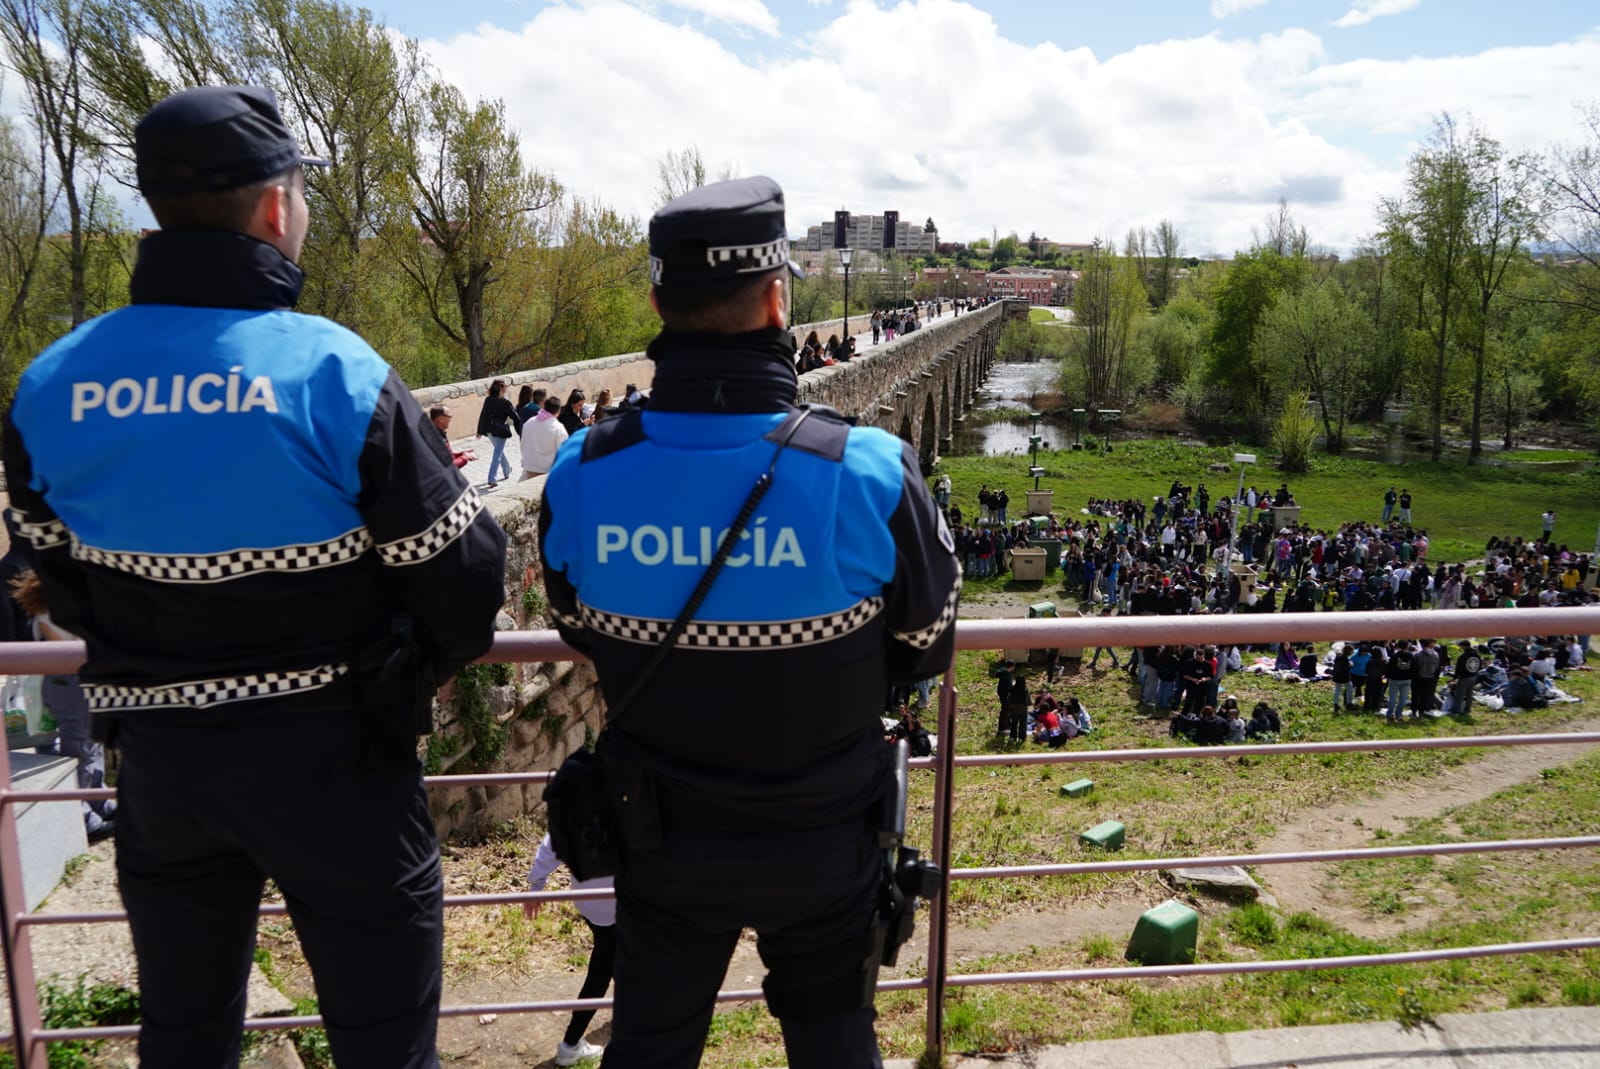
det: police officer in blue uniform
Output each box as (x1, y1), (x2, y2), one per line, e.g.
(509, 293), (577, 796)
(540, 176), (960, 1068)
(3, 86), (507, 1068)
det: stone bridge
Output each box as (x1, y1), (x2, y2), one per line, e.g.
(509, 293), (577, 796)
(412, 300), (1027, 837)
(414, 299), (1024, 469)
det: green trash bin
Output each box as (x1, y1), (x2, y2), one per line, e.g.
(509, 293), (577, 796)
(1027, 602), (1059, 619)
(1125, 899), (1199, 965)
(1032, 537), (1062, 575)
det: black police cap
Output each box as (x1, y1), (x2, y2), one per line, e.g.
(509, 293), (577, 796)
(135, 85), (330, 197)
(648, 175), (805, 288)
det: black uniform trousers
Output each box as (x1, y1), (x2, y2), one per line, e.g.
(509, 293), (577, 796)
(604, 817), (884, 1069)
(112, 708), (443, 1069)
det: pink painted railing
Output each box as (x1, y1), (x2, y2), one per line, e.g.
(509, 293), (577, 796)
(5, 606), (1600, 1067)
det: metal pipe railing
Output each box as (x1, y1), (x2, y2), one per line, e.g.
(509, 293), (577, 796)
(6, 607), (1600, 1068)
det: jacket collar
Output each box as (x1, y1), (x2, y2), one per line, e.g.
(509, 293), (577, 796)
(645, 327), (798, 413)
(129, 229), (305, 311)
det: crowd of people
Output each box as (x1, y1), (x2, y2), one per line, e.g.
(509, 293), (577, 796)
(941, 465), (1594, 754)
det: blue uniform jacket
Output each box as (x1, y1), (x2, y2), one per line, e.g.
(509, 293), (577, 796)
(3, 230), (507, 718)
(540, 330), (959, 824)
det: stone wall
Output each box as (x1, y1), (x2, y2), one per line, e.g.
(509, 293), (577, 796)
(423, 482), (606, 840)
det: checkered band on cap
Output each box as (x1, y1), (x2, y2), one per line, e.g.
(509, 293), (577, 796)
(889, 577), (962, 651)
(706, 237), (789, 275)
(581, 597), (884, 649)
(83, 662), (349, 712)
(648, 256), (665, 285)
(72, 527), (374, 583)
(6, 508), (68, 551)
(376, 486), (483, 566)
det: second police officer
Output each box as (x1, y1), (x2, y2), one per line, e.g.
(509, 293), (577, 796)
(540, 175), (960, 1068)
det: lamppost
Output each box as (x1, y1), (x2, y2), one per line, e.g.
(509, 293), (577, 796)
(839, 246), (853, 347)
(1222, 452), (1256, 605)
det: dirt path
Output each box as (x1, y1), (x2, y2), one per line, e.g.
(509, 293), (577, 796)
(1256, 713), (1600, 937)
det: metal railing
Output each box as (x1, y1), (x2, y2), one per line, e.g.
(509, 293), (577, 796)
(5, 606), (1600, 1066)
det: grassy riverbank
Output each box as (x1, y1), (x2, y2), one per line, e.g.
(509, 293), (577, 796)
(935, 438), (1600, 568)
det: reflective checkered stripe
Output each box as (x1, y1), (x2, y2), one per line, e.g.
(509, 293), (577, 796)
(71, 528), (373, 583)
(551, 605), (585, 630)
(580, 597), (885, 649)
(83, 663), (349, 712)
(6, 508), (68, 551)
(889, 576), (962, 650)
(705, 237), (789, 274)
(376, 487), (483, 566)
(648, 256), (665, 285)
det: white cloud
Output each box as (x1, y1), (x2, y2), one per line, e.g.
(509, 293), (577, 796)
(1332, 0), (1421, 29)
(419, 0), (1600, 256)
(1211, 0), (1271, 19)
(660, 0), (780, 35)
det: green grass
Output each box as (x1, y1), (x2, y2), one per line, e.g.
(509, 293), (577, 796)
(1495, 448), (1596, 463)
(1028, 308), (1057, 323)
(933, 437), (1600, 568)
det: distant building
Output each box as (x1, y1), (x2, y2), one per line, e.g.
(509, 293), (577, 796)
(918, 266), (986, 298)
(802, 213), (938, 257)
(985, 265), (1056, 304)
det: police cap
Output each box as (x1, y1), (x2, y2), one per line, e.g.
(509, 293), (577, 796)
(136, 85), (330, 197)
(648, 175), (804, 288)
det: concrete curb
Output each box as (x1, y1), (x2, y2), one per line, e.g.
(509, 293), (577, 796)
(878, 1005), (1600, 1068)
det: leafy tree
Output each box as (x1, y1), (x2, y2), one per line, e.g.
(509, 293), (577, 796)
(1539, 101), (1600, 317)
(1136, 290), (1210, 395)
(233, 0), (424, 330)
(389, 80), (560, 380)
(1, 0), (105, 326)
(1453, 128), (1541, 458)
(1204, 248), (1309, 433)
(1336, 241), (1409, 418)
(0, 111), (51, 404)
(1150, 219), (1182, 309)
(1068, 240), (1147, 408)
(991, 233), (1018, 269)
(1381, 114), (1476, 462)
(789, 255), (835, 325)
(1251, 282), (1372, 453)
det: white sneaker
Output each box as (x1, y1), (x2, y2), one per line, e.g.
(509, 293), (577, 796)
(555, 1037), (604, 1066)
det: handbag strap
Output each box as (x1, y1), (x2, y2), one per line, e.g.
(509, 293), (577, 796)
(601, 406), (815, 730)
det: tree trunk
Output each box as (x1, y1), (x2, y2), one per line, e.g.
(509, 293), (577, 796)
(1431, 332), (1446, 463)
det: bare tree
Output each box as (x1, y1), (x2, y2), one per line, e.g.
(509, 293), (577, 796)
(1253, 198), (1309, 258)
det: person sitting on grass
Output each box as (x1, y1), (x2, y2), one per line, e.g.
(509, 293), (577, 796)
(1194, 704), (1229, 746)
(1031, 705), (1068, 748)
(1062, 696), (1092, 735)
(1246, 701), (1281, 740)
(1224, 704), (1248, 744)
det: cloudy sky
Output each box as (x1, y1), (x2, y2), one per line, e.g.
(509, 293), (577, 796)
(367, 1), (1594, 255)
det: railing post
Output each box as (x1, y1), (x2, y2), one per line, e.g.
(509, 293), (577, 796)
(922, 660), (959, 1067)
(0, 743), (50, 1069)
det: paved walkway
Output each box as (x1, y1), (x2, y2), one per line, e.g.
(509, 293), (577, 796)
(453, 302), (985, 491)
(882, 1006), (1600, 1068)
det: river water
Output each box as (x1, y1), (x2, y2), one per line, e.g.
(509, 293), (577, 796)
(950, 360), (1064, 456)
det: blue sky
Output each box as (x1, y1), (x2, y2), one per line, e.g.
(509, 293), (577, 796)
(363, 1), (1598, 253)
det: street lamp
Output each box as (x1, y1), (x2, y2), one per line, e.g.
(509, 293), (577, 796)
(1222, 452), (1256, 606)
(839, 246), (853, 349)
